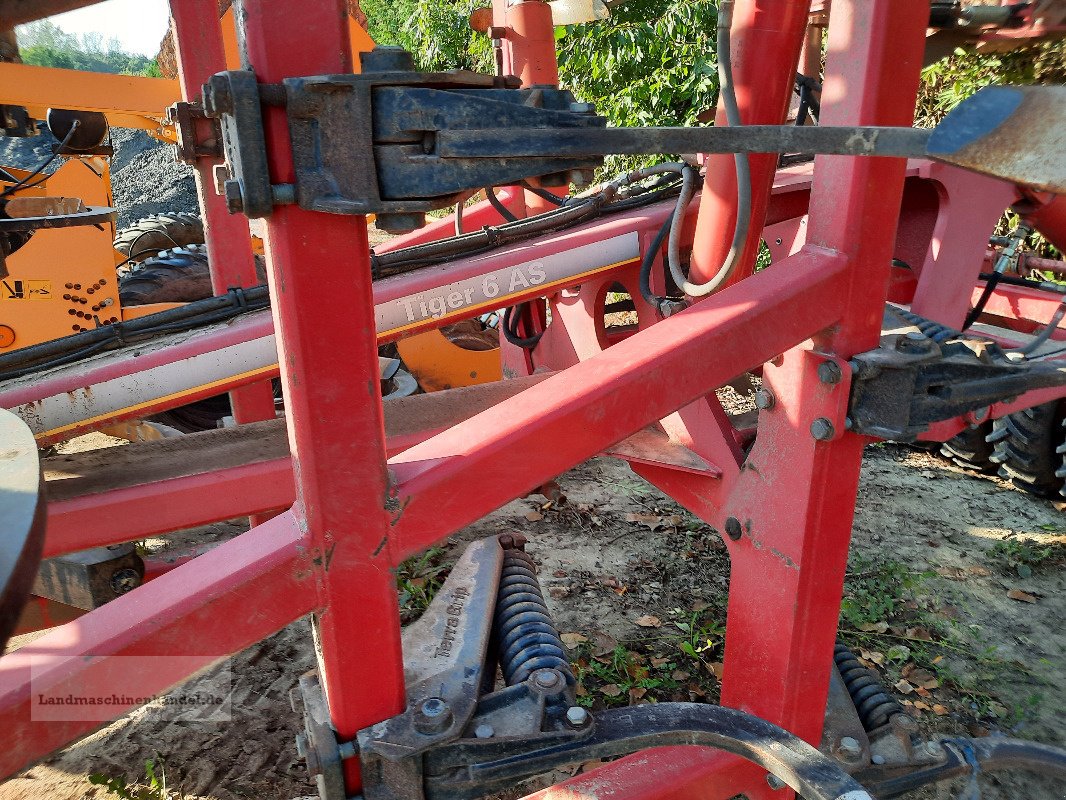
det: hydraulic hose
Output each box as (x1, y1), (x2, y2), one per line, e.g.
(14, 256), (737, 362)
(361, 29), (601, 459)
(681, 0), (752, 298)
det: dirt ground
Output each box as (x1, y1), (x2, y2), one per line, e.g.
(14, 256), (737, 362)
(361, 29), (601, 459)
(3, 441), (1064, 800)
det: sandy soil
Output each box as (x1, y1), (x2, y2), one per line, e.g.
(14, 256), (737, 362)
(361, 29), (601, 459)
(3, 443), (1063, 800)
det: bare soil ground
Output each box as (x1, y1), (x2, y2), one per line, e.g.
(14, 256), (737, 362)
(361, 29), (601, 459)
(3, 442), (1064, 800)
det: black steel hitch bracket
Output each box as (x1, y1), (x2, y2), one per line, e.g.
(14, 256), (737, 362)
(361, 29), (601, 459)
(847, 306), (1066, 441)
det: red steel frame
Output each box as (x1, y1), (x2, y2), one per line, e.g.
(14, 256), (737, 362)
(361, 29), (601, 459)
(2, 0), (1064, 798)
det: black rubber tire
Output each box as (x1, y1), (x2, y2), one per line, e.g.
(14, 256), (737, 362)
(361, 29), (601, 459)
(119, 245), (251, 433)
(940, 421), (996, 473)
(114, 212), (204, 264)
(988, 402), (1066, 497)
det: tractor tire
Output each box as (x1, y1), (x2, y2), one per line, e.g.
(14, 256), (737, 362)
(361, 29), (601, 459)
(119, 245), (266, 433)
(988, 402), (1065, 497)
(114, 212), (204, 265)
(939, 422), (996, 473)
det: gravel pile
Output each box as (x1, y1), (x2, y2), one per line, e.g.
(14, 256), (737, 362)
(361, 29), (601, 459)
(0, 124), (197, 228)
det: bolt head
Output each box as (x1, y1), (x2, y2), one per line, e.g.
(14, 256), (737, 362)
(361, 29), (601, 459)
(837, 736), (862, 760)
(810, 417), (835, 441)
(565, 706), (590, 728)
(871, 754), (886, 765)
(753, 388), (775, 410)
(533, 669), (562, 689)
(817, 360), (843, 385)
(474, 724), (495, 739)
(569, 101), (595, 114)
(109, 568), (140, 595)
(724, 516), (743, 541)
(223, 179), (244, 213)
(376, 212), (426, 234)
(414, 697), (453, 734)
(766, 774), (786, 790)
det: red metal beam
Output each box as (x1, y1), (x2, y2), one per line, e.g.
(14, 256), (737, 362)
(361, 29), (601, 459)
(235, 1), (404, 791)
(0, 510), (313, 777)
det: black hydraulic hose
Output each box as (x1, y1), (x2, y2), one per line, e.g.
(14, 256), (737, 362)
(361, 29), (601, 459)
(638, 215), (682, 315)
(485, 186), (520, 222)
(865, 736), (1066, 798)
(518, 181), (567, 206)
(502, 303), (544, 349)
(964, 271), (1004, 330)
(0, 120), (80, 200)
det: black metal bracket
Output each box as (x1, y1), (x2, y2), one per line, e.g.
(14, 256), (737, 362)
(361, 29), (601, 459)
(847, 307), (1066, 440)
(200, 47), (602, 229)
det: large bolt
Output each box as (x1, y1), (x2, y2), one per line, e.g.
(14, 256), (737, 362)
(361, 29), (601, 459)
(753, 388), (775, 410)
(724, 517), (743, 541)
(837, 736), (862, 761)
(565, 706), (590, 728)
(414, 697), (453, 734)
(534, 670), (562, 690)
(810, 418), (835, 441)
(817, 360), (843, 385)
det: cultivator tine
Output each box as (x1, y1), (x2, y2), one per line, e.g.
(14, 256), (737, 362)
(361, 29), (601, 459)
(926, 85), (1066, 193)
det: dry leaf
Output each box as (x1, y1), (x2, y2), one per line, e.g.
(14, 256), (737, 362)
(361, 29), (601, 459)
(671, 670), (690, 681)
(933, 704), (949, 716)
(860, 649), (886, 666)
(966, 565), (992, 577)
(591, 630), (619, 657)
(553, 570), (568, 578)
(575, 682), (588, 697)
(894, 679), (915, 695)
(561, 632), (588, 649)
(858, 621), (889, 633)
(525, 511), (543, 522)
(650, 657), (670, 667)
(687, 682), (707, 698)
(915, 687), (931, 698)
(634, 615), (662, 628)
(1007, 588), (1038, 604)
(913, 701), (931, 711)
(709, 662), (725, 679)
(579, 760), (604, 774)
(691, 600), (710, 612)
(548, 586), (570, 599)
(905, 627), (933, 641)
(935, 566), (966, 579)
(600, 683), (622, 697)
(628, 687), (647, 703)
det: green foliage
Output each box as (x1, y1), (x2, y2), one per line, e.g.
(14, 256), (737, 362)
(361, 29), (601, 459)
(362, 0), (490, 72)
(16, 20), (158, 76)
(88, 758), (172, 800)
(396, 547), (452, 622)
(987, 537), (1065, 578)
(840, 555), (928, 629)
(917, 40), (1066, 126)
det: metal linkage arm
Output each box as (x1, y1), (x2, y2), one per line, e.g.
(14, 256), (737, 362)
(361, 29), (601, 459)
(848, 308), (1066, 440)
(200, 46), (1066, 228)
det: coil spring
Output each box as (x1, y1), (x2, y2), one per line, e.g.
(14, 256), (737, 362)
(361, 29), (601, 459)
(493, 546), (574, 687)
(834, 641), (904, 731)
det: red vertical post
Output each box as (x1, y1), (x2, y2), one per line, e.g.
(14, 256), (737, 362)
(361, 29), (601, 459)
(233, 1), (405, 791)
(718, 0), (929, 789)
(687, 0), (810, 289)
(169, 0), (277, 430)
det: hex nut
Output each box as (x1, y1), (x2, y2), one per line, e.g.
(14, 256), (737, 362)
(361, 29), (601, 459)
(534, 670), (561, 689)
(223, 179), (244, 213)
(817, 360), (842, 385)
(565, 706), (590, 728)
(810, 418), (835, 441)
(837, 736), (862, 760)
(753, 388), (775, 410)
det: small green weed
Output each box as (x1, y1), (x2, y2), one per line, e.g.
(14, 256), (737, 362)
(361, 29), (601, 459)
(839, 555), (930, 629)
(987, 537), (1065, 578)
(88, 758), (174, 800)
(396, 547), (452, 623)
